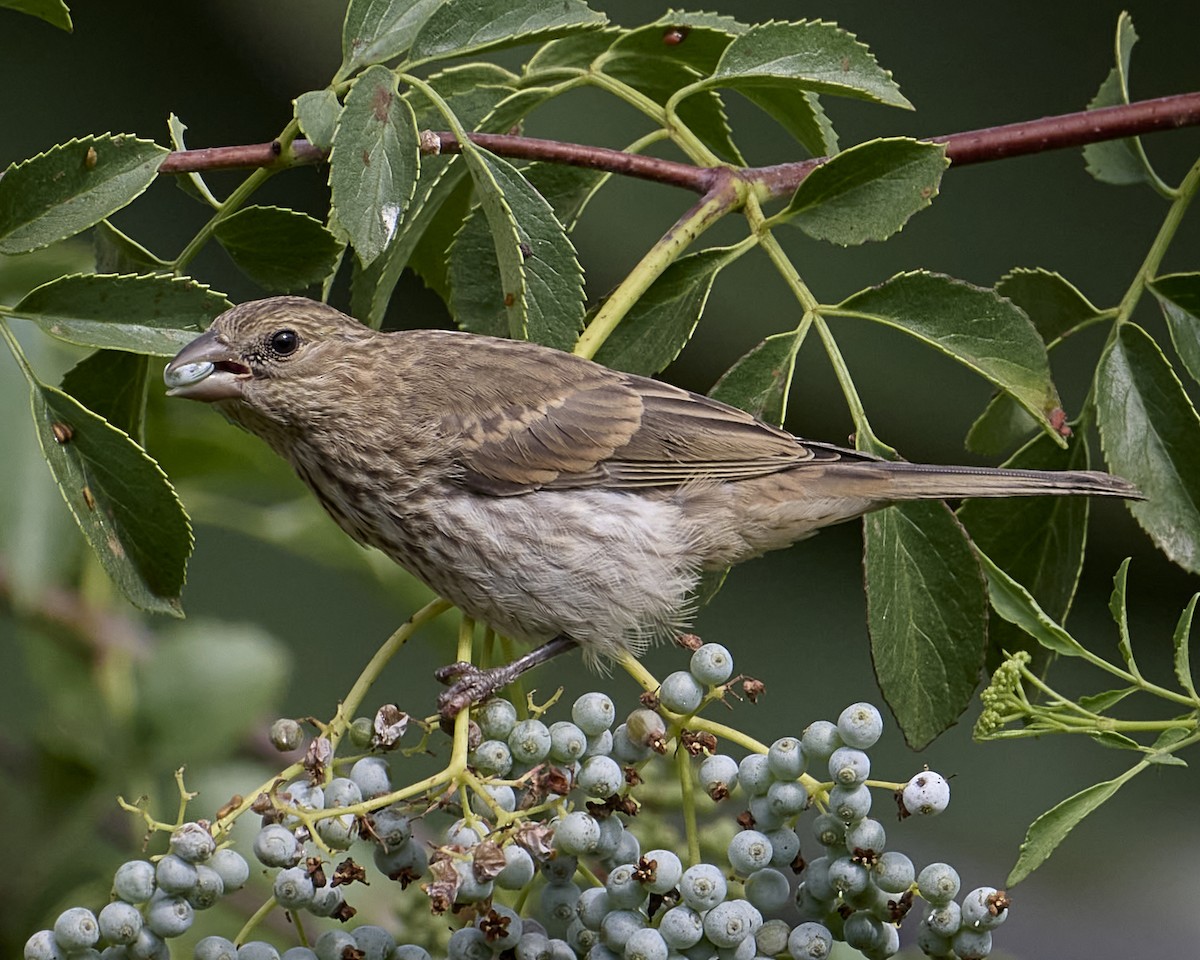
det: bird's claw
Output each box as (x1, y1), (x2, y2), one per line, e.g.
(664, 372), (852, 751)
(436, 662), (506, 722)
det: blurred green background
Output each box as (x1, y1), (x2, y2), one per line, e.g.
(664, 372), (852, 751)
(1, 1), (1198, 956)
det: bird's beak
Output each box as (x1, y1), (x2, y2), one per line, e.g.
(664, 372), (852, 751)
(163, 330), (250, 401)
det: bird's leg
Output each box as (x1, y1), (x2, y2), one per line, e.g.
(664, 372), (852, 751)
(435, 634), (579, 720)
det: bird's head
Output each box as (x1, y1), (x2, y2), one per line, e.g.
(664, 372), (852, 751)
(164, 296), (376, 430)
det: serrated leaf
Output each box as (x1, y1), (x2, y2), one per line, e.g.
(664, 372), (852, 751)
(409, 0), (607, 65)
(406, 174), (475, 305)
(964, 392), (1038, 457)
(1172, 593), (1198, 702)
(959, 432), (1090, 666)
(349, 64), (521, 327)
(708, 328), (805, 425)
(340, 0), (444, 76)
(294, 90), (342, 151)
(61, 349), (149, 443)
(1095, 322), (1200, 573)
(329, 64), (420, 267)
(1108, 557), (1137, 675)
(738, 87), (838, 158)
(2, 333), (191, 615)
(0, 0), (71, 32)
(1077, 687), (1137, 714)
(976, 548), (1087, 658)
(605, 21), (744, 162)
(11, 273), (231, 355)
(865, 500), (988, 749)
(0, 134), (167, 254)
(600, 53), (741, 164)
(706, 20), (911, 109)
(457, 147), (585, 349)
(997, 267), (1103, 345)
(594, 245), (745, 376)
(1008, 763), (1142, 885)
(839, 272), (1063, 438)
(447, 200), (508, 339)
(776, 138), (945, 244)
(167, 114), (220, 209)
(1149, 273), (1200, 386)
(93, 220), (168, 274)
(213, 205), (343, 292)
(522, 163), (609, 232)
(525, 26), (621, 73)
(1082, 13), (1158, 188)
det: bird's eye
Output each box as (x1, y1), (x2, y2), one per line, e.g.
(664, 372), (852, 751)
(268, 329), (299, 357)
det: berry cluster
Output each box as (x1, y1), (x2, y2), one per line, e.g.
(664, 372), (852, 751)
(24, 641), (1010, 960)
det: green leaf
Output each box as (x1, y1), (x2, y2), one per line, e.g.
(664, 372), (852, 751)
(1149, 273), (1200, 386)
(1108, 557), (1137, 675)
(0, 134), (167, 254)
(1148, 727), (1190, 764)
(340, 0), (444, 76)
(294, 90), (342, 151)
(1008, 763), (1142, 885)
(525, 27), (621, 73)
(1082, 13), (1159, 188)
(996, 267), (1103, 344)
(0, 0), (71, 31)
(1172, 593), (1198, 702)
(1095, 322), (1200, 573)
(606, 21), (745, 163)
(447, 200), (508, 339)
(964, 393), (1038, 457)
(1089, 731), (1142, 752)
(409, 0), (607, 65)
(839, 272), (1063, 438)
(959, 432), (1091, 665)
(522, 162), (609, 232)
(406, 174), (475, 305)
(776, 138), (945, 244)
(349, 63), (521, 327)
(865, 500), (988, 749)
(708, 328), (804, 425)
(738, 88), (838, 158)
(600, 53), (741, 164)
(93, 220), (169, 274)
(167, 114), (220, 209)
(1077, 687), (1137, 714)
(457, 147), (585, 350)
(975, 547), (1087, 658)
(213, 205), (343, 292)
(707, 21), (911, 109)
(594, 245), (746, 376)
(329, 64), (420, 268)
(60, 349), (149, 443)
(3, 333), (191, 615)
(11, 273), (231, 355)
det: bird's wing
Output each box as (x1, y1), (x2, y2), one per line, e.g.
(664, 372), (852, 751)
(437, 337), (867, 495)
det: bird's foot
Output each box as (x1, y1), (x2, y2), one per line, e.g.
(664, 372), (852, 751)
(435, 661), (513, 721)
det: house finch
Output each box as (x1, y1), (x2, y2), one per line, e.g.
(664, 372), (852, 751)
(164, 296), (1138, 715)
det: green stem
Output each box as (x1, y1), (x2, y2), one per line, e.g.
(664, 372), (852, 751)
(676, 746), (701, 867)
(234, 896), (278, 945)
(574, 182), (739, 359)
(586, 69), (719, 166)
(1113, 154), (1200, 326)
(812, 314), (889, 455)
(172, 119), (300, 272)
(326, 598), (453, 754)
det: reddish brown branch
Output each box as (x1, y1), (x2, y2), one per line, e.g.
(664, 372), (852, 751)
(157, 92), (1200, 196)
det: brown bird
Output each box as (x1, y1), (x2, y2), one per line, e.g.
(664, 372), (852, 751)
(164, 296), (1138, 715)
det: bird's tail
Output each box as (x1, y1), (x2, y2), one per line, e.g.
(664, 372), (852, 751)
(857, 461), (1142, 501)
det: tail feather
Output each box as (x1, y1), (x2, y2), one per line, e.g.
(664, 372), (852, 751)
(865, 462), (1142, 500)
